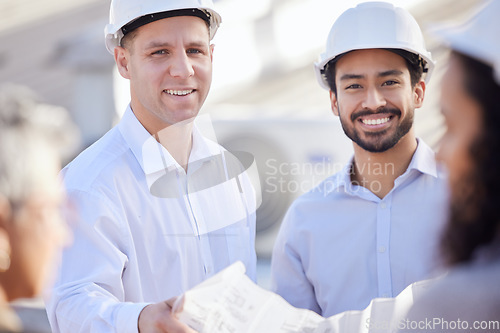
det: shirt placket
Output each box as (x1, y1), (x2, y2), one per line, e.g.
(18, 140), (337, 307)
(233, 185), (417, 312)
(181, 169), (214, 277)
(376, 196), (393, 298)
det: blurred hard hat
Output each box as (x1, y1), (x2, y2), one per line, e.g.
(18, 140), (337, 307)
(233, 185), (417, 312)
(314, 1), (434, 90)
(432, 0), (500, 85)
(104, 0), (222, 54)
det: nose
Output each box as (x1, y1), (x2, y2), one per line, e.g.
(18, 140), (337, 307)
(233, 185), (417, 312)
(169, 52), (194, 78)
(361, 87), (386, 110)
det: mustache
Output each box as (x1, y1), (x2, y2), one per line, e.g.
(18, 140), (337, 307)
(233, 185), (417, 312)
(351, 107), (401, 122)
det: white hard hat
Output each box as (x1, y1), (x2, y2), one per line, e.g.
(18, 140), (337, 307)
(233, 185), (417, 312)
(104, 0), (222, 54)
(432, 0), (500, 85)
(314, 1), (435, 90)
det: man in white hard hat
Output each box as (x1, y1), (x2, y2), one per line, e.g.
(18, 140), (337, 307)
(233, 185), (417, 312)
(270, 2), (448, 317)
(46, 1), (257, 332)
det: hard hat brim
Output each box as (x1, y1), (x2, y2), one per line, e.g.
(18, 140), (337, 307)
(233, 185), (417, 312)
(314, 46), (435, 90)
(104, 5), (221, 54)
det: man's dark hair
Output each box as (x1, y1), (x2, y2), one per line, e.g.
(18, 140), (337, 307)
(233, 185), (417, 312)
(323, 49), (425, 95)
(441, 51), (500, 266)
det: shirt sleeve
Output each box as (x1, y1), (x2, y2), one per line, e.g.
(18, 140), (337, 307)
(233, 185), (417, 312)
(270, 205), (321, 314)
(45, 189), (149, 333)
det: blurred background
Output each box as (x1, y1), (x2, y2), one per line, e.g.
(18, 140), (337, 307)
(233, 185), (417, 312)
(0, 0), (486, 330)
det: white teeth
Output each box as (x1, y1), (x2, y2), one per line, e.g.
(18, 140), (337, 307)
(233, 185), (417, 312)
(362, 117), (390, 125)
(165, 89), (193, 96)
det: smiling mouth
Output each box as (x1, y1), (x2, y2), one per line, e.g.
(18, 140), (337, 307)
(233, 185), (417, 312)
(164, 89), (194, 96)
(360, 116), (393, 126)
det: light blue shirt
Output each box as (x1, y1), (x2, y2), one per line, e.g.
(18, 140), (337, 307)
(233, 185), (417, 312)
(47, 106), (257, 333)
(270, 139), (448, 317)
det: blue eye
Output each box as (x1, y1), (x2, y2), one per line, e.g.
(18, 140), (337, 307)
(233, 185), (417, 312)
(152, 50), (167, 55)
(187, 48), (202, 54)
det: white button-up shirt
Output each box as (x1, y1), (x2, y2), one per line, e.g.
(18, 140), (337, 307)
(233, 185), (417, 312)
(47, 107), (257, 333)
(270, 139), (448, 317)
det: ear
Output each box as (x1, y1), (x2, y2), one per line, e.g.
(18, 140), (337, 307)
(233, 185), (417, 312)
(329, 90), (340, 116)
(114, 46), (131, 80)
(413, 80), (426, 108)
(209, 44), (215, 63)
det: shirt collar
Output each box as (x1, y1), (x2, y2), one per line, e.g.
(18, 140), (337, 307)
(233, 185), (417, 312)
(324, 138), (438, 196)
(189, 124), (222, 165)
(118, 105), (222, 176)
(405, 138), (438, 178)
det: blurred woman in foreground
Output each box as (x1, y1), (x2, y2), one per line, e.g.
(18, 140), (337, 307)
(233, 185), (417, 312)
(0, 85), (72, 332)
(401, 1), (500, 330)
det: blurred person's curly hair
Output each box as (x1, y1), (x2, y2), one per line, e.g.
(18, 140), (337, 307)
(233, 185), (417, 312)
(441, 52), (500, 265)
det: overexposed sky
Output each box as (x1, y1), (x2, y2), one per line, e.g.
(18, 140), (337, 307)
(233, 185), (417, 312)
(210, 0), (428, 91)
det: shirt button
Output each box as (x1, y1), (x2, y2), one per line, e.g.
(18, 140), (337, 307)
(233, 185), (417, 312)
(205, 266), (212, 274)
(378, 246), (386, 253)
(380, 202), (387, 209)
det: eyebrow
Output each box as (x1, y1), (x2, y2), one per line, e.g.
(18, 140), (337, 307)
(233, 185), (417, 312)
(378, 69), (404, 77)
(144, 41), (208, 50)
(340, 74), (364, 81)
(339, 70), (404, 81)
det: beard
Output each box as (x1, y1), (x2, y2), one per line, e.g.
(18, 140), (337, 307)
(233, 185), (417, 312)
(338, 107), (414, 153)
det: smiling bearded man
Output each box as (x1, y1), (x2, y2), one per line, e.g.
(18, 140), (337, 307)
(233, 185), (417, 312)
(271, 2), (449, 318)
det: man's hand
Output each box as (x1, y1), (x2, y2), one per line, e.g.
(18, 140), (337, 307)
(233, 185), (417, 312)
(138, 298), (196, 333)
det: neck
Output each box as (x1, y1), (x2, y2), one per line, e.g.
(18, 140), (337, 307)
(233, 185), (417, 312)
(351, 133), (418, 199)
(155, 122), (194, 171)
(129, 104), (195, 172)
